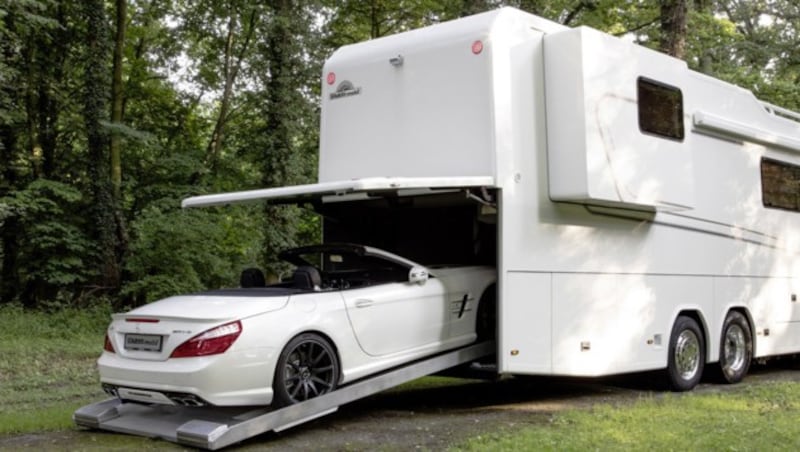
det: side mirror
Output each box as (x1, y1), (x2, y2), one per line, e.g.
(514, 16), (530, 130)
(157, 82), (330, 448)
(409, 267), (429, 285)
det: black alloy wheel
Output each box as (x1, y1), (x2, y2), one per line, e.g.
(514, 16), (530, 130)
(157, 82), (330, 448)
(273, 333), (340, 407)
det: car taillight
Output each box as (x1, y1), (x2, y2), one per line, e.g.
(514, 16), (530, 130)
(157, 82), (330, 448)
(170, 321), (242, 358)
(104, 333), (115, 353)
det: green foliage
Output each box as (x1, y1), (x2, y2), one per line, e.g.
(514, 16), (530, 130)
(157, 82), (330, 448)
(684, 10), (741, 72)
(1, 180), (94, 304)
(123, 200), (263, 303)
(695, 0), (800, 109)
(0, 0), (62, 155)
(323, 0), (454, 46)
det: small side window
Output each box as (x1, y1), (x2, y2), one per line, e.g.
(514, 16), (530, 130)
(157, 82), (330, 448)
(637, 77), (684, 140)
(761, 158), (800, 212)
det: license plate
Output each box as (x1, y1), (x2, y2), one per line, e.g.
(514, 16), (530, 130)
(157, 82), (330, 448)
(124, 334), (163, 352)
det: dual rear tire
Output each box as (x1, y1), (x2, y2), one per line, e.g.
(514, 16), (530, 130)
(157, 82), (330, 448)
(718, 311), (752, 384)
(666, 311), (752, 391)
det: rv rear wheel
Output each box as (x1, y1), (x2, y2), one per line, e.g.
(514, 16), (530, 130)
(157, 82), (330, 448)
(719, 311), (752, 384)
(667, 315), (705, 391)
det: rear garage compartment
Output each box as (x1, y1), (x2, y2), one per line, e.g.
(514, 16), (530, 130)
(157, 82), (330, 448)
(317, 189), (498, 268)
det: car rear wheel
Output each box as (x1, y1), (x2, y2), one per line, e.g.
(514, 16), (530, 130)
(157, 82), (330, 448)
(273, 333), (340, 407)
(476, 285), (497, 342)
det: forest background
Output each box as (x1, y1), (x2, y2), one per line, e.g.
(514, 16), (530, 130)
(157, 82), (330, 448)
(1, 0), (798, 310)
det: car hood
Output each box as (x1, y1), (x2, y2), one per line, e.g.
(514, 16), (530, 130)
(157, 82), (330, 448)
(116, 294), (291, 322)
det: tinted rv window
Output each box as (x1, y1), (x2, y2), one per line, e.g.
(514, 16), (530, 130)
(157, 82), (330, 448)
(761, 158), (800, 211)
(637, 77), (684, 140)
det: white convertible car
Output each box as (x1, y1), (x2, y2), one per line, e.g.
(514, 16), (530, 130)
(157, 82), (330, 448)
(99, 243), (496, 407)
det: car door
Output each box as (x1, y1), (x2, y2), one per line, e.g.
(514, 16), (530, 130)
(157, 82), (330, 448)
(342, 277), (449, 357)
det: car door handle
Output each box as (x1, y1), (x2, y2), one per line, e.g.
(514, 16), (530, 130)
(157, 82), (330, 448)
(354, 299), (373, 308)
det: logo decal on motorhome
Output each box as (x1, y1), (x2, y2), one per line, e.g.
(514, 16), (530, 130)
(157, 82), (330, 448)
(330, 80), (362, 100)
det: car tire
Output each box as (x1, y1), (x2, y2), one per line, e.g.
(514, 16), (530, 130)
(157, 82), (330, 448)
(666, 315), (705, 391)
(718, 311), (752, 384)
(273, 333), (340, 407)
(476, 286), (497, 342)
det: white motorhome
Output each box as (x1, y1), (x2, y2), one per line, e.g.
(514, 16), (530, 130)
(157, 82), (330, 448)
(184, 7), (800, 391)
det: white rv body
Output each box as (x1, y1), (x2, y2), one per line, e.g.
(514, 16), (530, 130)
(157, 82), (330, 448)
(184, 8), (800, 381)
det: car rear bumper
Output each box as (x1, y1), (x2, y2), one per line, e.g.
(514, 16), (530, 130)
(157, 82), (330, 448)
(97, 347), (278, 406)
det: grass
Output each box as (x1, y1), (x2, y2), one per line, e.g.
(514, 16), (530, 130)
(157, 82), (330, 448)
(0, 304), (109, 435)
(454, 381), (800, 451)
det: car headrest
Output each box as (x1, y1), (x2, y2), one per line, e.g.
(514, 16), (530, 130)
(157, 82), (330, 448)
(293, 266), (321, 290)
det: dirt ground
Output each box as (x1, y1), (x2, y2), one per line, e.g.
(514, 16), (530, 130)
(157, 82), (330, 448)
(3, 361), (800, 451)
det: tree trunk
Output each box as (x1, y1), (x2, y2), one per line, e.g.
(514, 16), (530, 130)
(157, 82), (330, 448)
(261, 0), (299, 272)
(0, 127), (20, 305)
(694, 0), (713, 74)
(263, 1), (293, 189)
(110, 0), (127, 201)
(204, 8), (257, 175)
(370, 0), (380, 38)
(38, 1), (68, 180)
(83, 0), (120, 292)
(660, 0), (688, 59)
(1, 8), (23, 304)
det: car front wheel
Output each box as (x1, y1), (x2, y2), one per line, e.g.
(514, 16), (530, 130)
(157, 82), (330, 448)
(273, 333), (340, 407)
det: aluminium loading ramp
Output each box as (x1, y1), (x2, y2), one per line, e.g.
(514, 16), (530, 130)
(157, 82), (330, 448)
(74, 341), (494, 450)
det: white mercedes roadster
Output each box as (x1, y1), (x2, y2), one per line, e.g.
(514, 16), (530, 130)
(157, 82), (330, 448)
(99, 243), (496, 407)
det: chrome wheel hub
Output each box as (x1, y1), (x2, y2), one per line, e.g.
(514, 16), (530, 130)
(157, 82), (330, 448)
(723, 324), (746, 373)
(675, 329), (700, 380)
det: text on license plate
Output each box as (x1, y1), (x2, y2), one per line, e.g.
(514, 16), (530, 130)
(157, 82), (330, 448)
(124, 334), (162, 352)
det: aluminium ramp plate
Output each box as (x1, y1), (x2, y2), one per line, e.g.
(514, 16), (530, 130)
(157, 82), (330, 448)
(73, 400), (270, 443)
(74, 341), (494, 450)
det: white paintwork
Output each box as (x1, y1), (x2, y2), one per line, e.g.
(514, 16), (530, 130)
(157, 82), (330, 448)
(117, 294), (289, 321)
(319, 9), (564, 184)
(181, 176), (495, 208)
(545, 26), (695, 211)
(170, 7), (800, 389)
(98, 250), (495, 406)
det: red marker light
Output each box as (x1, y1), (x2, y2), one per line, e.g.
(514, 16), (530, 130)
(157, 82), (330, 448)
(326, 72), (336, 85)
(125, 318), (160, 323)
(472, 40), (484, 55)
(104, 333), (115, 353)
